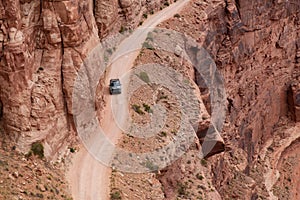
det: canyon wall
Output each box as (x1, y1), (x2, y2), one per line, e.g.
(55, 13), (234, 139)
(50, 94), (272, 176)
(152, 0), (300, 199)
(207, 0), (299, 187)
(199, 0), (300, 198)
(1, 0), (299, 199)
(0, 0), (172, 159)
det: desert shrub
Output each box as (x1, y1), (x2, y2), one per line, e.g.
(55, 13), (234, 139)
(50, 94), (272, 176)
(69, 147), (75, 153)
(160, 131), (167, 137)
(196, 173), (204, 180)
(36, 193), (44, 198)
(201, 159), (207, 167)
(143, 13), (148, 18)
(174, 13), (180, 18)
(177, 182), (187, 196)
(139, 72), (150, 83)
(142, 42), (154, 50)
(107, 48), (113, 55)
(132, 104), (144, 115)
(31, 142), (44, 158)
(159, 95), (168, 100)
(110, 190), (121, 200)
(146, 32), (154, 42)
(143, 103), (152, 113)
(164, 1), (170, 6)
(119, 26), (128, 33)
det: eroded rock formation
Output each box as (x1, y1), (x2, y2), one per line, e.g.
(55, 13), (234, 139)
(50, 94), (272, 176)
(152, 0), (300, 199)
(0, 0), (172, 159)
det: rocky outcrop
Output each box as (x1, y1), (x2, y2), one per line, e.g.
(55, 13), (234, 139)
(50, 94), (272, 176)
(204, 0), (300, 198)
(0, 0), (99, 159)
(94, 0), (176, 39)
(290, 39), (300, 122)
(155, 0), (300, 199)
(290, 80), (300, 122)
(0, 0), (183, 162)
(0, 0), (173, 159)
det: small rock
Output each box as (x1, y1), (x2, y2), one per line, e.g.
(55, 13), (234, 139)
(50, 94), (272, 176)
(174, 45), (183, 57)
(9, 174), (15, 180)
(13, 171), (19, 178)
(180, 164), (186, 173)
(37, 184), (46, 192)
(147, 178), (153, 186)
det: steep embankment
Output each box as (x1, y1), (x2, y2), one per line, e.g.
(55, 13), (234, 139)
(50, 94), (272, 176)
(155, 0), (300, 199)
(0, 144), (71, 200)
(0, 0), (177, 159)
(110, 0), (300, 199)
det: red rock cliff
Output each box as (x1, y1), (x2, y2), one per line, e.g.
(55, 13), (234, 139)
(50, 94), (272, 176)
(0, 0), (172, 159)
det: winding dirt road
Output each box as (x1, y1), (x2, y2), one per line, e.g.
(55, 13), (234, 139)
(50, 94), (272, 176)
(67, 1), (190, 200)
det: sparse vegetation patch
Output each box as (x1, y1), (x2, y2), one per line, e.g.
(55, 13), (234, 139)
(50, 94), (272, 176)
(132, 104), (145, 115)
(110, 190), (122, 200)
(138, 71), (150, 83)
(30, 142), (44, 159)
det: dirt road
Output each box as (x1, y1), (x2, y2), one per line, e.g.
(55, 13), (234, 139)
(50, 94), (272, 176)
(67, 1), (190, 200)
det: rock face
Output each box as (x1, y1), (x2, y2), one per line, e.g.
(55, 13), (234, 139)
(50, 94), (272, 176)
(0, 0), (170, 159)
(0, 0), (99, 159)
(199, 0), (300, 199)
(153, 0), (300, 199)
(94, 0), (176, 39)
(289, 81), (300, 122)
(289, 40), (300, 122)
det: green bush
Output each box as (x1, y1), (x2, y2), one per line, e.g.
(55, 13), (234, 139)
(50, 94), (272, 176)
(143, 13), (148, 19)
(139, 72), (150, 83)
(160, 131), (167, 137)
(107, 48), (113, 55)
(174, 13), (180, 18)
(159, 95), (168, 100)
(119, 26), (126, 33)
(177, 182), (187, 196)
(110, 191), (121, 200)
(69, 147), (75, 153)
(143, 103), (152, 113)
(143, 42), (154, 50)
(164, 1), (170, 6)
(200, 159), (207, 167)
(146, 32), (154, 42)
(31, 142), (44, 158)
(132, 104), (144, 115)
(196, 173), (204, 180)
